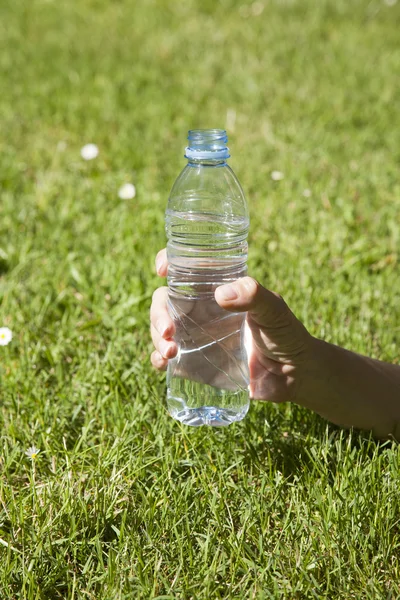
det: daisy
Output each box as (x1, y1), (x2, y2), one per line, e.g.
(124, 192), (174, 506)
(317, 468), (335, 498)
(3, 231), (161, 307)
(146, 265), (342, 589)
(0, 327), (12, 346)
(271, 170), (284, 181)
(252, 2), (264, 16)
(25, 446), (41, 460)
(118, 183), (136, 200)
(80, 143), (99, 161)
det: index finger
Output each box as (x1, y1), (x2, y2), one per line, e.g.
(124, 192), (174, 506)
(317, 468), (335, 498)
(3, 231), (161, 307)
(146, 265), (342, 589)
(155, 248), (168, 277)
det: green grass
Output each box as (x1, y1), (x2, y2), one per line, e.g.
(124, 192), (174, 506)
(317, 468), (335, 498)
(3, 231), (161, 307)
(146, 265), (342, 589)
(1, 0), (400, 597)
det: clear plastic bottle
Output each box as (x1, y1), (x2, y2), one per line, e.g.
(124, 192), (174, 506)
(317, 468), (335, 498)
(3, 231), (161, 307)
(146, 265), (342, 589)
(165, 129), (250, 427)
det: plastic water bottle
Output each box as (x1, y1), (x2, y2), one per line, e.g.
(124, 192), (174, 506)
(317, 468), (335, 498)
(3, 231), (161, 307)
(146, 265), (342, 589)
(165, 129), (250, 427)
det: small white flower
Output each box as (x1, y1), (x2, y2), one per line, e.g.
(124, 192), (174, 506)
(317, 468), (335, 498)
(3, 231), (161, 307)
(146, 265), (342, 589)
(303, 189), (312, 197)
(25, 445), (41, 460)
(0, 327), (12, 346)
(118, 183), (136, 200)
(57, 140), (67, 152)
(268, 240), (278, 252)
(271, 170), (284, 181)
(80, 143), (99, 161)
(252, 1), (264, 16)
(384, 0), (397, 6)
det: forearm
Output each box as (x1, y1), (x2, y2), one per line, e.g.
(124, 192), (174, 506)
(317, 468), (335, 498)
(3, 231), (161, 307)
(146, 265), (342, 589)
(300, 338), (400, 439)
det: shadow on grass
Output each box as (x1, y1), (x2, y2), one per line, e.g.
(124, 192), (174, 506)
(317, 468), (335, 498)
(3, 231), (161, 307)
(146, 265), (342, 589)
(240, 402), (391, 481)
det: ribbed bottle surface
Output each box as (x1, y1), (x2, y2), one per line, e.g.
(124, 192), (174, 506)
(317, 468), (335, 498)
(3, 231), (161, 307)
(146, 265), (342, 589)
(166, 209), (250, 426)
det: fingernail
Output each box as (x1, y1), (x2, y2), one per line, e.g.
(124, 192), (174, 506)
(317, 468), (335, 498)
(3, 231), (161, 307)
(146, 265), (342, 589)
(218, 284), (238, 301)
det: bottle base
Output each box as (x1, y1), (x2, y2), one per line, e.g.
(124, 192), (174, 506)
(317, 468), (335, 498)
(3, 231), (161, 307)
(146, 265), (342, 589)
(167, 379), (250, 427)
(168, 404), (249, 427)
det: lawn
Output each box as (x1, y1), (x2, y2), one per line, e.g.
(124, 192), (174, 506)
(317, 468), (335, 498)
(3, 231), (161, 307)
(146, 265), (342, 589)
(1, 0), (400, 597)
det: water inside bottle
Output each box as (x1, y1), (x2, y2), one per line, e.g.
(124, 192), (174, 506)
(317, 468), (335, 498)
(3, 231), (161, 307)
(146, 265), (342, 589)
(166, 209), (250, 426)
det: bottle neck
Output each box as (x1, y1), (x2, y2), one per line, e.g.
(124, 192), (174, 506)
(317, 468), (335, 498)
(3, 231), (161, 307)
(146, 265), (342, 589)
(187, 157), (227, 167)
(185, 129), (230, 164)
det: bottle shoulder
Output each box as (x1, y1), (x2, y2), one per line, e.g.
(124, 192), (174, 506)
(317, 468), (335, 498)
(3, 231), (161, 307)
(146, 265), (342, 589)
(168, 163), (248, 218)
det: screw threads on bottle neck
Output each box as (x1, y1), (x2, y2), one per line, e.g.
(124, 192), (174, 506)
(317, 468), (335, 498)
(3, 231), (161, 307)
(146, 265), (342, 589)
(185, 129), (230, 162)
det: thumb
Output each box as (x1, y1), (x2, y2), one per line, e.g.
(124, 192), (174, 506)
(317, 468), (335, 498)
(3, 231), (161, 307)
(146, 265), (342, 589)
(215, 277), (310, 363)
(215, 277), (288, 326)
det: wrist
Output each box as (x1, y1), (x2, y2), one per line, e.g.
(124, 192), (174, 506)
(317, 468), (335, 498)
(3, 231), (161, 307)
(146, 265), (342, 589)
(292, 335), (330, 414)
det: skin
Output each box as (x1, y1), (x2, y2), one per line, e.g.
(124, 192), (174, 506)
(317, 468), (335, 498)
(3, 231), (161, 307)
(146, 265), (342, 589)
(150, 249), (400, 440)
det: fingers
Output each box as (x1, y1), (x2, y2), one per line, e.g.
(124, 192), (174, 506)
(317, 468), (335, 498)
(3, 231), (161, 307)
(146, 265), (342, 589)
(150, 287), (175, 339)
(150, 285), (177, 371)
(215, 277), (288, 326)
(151, 350), (168, 371)
(151, 251), (175, 371)
(151, 323), (178, 359)
(155, 248), (168, 277)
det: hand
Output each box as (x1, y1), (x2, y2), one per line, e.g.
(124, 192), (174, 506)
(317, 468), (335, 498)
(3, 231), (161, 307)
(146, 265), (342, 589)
(150, 249), (313, 404)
